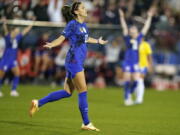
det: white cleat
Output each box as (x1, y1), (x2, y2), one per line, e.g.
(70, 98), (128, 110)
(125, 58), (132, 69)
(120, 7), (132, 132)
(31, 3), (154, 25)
(124, 98), (134, 106)
(134, 100), (143, 105)
(81, 123), (100, 132)
(0, 91), (3, 97)
(10, 91), (19, 97)
(29, 100), (39, 117)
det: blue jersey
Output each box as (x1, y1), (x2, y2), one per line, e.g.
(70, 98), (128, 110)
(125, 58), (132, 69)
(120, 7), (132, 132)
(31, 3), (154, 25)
(62, 20), (89, 78)
(123, 33), (144, 65)
(0, 33), (22, 71)
(3, 33), (22, 61)
(62, 20), (88, 65)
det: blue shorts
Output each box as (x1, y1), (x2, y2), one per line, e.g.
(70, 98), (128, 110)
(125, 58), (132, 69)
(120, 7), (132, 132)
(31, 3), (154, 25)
(122, 62), (140, 73)
(0, 59), (17, 72)
(65, 63), (84, 79)
(139, 67), (148, 75)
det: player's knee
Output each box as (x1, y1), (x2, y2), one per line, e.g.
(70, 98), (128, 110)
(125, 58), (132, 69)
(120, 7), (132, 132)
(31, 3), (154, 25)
(123, 76), (131, 82)
(83, 85), (88, 90)
(63, 89), (73, 96)
(14, 71), (20, 76)
(77, 85), (87, 92)
(81, 88), (88, 92)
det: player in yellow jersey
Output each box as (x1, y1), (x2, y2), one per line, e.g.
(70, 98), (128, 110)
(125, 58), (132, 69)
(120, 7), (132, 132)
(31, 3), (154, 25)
(135, 39), (153, 104)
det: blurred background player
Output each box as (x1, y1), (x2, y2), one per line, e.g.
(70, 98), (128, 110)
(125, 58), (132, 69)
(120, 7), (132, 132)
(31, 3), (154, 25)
(0, 18), (33, 97)
(135, 38), (153, 104)
(29, 2), (107, 131)
(34, 32), (52, 79)
(119, 8), (154, 106)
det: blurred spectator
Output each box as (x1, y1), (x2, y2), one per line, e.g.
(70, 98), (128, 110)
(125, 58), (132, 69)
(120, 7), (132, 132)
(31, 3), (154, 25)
(3, 2), (14, 19)
(33, 0), (49, 21)
(26, 10), (36, 20)
(18, 0), (31, 7)
(17, 48), (33, 79)
(105, 37), (121, 67)
(104, 36), (124, 85)
(53, 42), (69, 86)
(165, 0), (180, 11)
(101, 1), (119, 24)
(34, 32), (51, 78)
(89, 1), (103, 24)
(84, 51), (104, 86)
(47, 0), (64, 23)
(0, 32), (5, 58)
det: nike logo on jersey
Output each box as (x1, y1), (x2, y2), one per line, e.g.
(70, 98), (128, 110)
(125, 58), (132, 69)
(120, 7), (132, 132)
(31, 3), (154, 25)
(79, 27), (87, 33)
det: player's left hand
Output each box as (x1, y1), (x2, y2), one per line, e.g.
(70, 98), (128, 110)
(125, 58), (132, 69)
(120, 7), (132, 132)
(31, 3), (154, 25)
(44, 42), (53, 49)
(98, 37), (108, 45)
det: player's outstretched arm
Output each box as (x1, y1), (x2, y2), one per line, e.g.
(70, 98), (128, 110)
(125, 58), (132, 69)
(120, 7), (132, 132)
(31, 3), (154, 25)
(22, 22), (34, 36)
(2, 18), (8, 35)
(87, 37), (108, 45)
(44, 35), (65, 49)
(119, 9), (128, 36)
(141, 8), (154, 35)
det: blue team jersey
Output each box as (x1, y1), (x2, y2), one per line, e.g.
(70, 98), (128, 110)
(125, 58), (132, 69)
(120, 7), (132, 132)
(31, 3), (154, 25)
(3, 33), (22, 61)
(123, 33), (144, 65)
(62, 20), (89, 78)
(0, 33), (22, 71)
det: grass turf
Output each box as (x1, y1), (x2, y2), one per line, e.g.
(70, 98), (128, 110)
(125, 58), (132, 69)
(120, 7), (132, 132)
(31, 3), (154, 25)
(0, 85), (179, 135)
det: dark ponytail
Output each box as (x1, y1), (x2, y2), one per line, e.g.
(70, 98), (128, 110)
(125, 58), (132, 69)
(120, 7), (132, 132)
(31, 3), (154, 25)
(62, 2), (81, 23)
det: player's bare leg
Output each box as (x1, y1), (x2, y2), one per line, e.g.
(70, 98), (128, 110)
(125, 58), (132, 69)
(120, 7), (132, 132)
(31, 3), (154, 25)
(73, 71), (100, 131)
(0, 70), (5, 97)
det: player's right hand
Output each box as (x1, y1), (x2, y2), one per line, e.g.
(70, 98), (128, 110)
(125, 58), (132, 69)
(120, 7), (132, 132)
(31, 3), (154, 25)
(44, 42), (53, 49)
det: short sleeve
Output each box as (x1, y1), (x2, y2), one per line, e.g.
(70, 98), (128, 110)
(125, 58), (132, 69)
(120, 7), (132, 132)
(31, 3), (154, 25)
(61, 21), (75, 38)
(16, 33), (23, 42)
(4, 34), (10, 40)
(123, 35), (131, 46)
(146, 43), (152, 55)
(123, 35), (130, 41)
(138, 32), (144, 40)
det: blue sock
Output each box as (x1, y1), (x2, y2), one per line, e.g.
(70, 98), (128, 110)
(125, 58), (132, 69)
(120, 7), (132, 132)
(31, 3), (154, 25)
(12, 76), (19, 91)
(0, 78), (3, 90)
(130, 80), (138, 94)
(78, 91), (90, 125)
(38, 90), (71, 107)
(124, 81), (131, 100)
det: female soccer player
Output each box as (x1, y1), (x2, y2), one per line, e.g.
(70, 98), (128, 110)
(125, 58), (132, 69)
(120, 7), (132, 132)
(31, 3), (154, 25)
(0, 19), (33, 97)
(136, 39), (153, 104)
(29, 2), (107, 131)
(119, 9), (154, 106)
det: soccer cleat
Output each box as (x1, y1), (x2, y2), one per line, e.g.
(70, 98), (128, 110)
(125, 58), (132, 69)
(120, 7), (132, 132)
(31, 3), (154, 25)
(81, 123), (100, 132)
(134, 100), (143, 105)
(29, 100), (39, 117)
(124, 98), (134, 106)
(10, 91), (19, 97)
(0, 91), (3, 97)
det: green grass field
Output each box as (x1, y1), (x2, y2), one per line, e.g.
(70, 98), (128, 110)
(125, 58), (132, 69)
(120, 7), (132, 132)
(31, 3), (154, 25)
(0, 85), (179, 135)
